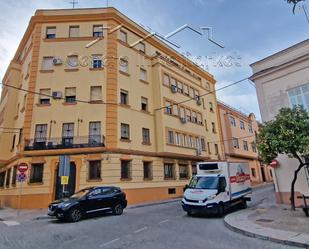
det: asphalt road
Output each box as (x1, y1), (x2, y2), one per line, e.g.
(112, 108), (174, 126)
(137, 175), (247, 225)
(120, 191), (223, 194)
(0, 184), (297, 249)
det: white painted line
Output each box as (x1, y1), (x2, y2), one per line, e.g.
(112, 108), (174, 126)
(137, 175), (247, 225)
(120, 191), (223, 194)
(158, 219), (169, 224)
(100, 238), (120, 247)
(3, 221), (20, 226)
(134, 226), (148, 234)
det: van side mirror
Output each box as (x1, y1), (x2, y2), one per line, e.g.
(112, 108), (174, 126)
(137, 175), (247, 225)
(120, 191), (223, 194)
(183, 184), (189, 192)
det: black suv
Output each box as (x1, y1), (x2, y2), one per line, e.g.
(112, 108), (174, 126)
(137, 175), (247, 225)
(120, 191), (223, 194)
(48, 186), (127, 222)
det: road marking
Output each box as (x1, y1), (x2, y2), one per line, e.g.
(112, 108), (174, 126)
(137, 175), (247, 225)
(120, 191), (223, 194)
(134, 226), (148, 233)
(100, 238), (120, 247)
(158, 219), (169, 224)
(2, 221), (20, 226)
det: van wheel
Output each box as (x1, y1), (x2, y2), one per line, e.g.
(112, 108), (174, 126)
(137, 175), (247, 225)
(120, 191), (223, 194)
(113, 204), (124, 215)
(240, 199), (247, 209)
(187, 211), (193, 216)
(68, 208), (82, 222)
(217, 203), (224, 217)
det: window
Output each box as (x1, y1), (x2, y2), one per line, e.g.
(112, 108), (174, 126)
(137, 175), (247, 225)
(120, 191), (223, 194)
(39, 89), (51, 104)
(171, 78), (177, 88)
(214, 144), (219, 155)
(175, 132), (181, 145)
(192, 111), (197, 123)
(287, 83), (309, 112)
(168, 130), (174, 144)
(89, 122), (101, 144)
(140, 68), (147, 81)
(89, 160), (101, 180)
(5, 168), (11, 188)
(121, 160), (131, 179)
(173, 104), (179, 116)
(90, 86), (102, 102)
(163, 74), (170, 86)
(232, 138), (239, 148)
(201, 138), (206, 151)
(93, 25), (103, 37)
(69, 26), (79, 38)
(211, 122), (216, 133)
(207, 142), (211, 153)
(189, 135), (194, 148)
(142, 128), (150, 144)
(35, 124), (47, 143)
(248, 125), (253, 133)
(141, 97), (148, 111)
(209, 102), (214, 112)
(46, 27), (56, 39)
(229, 116), (236, 126)
(183, 84), (189, 96)
(251, 142), (257, 152)
(177, 81), (183, 93)
(62, 123), (74, 145)
(120, 58), (128, 73)
(191, 163), (197, 175)
(0, 172), (5, 188)
(29, 163), (44, 183)
(182, 134), (187, 147)
(143, 161), (152, 179)
(165, 101), (172, 114)
(189, 87), (195, 98)
(164, 163), (174, 179)
(92, 55), (103, 68)
(121, 123), (130, 140)
(196, 137), (201, 151)
(119, 30), (127, 43)
(240, 121), (245, 130)
(195, 89), (200, 100)
(138, 42), (145, 53)
(243, 140), (249, 151)
(120, 89), (128, 105)
(251, 168), (256, 178)
(11, 135), (16, 151)
(186, 109), (191, 122)
(179, 165), (188, 179)
(204, 119), (208, 131)
(67, 55), (78, 69)
(65, 87), (76, 103)
(42, 57), (53, 70)
(11, 166), (17, 186)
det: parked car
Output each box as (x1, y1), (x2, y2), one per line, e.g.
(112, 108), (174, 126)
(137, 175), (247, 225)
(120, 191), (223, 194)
(48, 186), (127, 222)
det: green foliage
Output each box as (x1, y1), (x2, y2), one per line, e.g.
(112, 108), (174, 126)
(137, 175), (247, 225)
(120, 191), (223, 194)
(258, 106), (309, 164)
(286, 0), (305, 13)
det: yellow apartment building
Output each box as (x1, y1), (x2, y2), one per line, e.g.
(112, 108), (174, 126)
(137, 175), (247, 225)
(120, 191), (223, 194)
(0, 8), (223, 209)
(217, 101), (273, 184)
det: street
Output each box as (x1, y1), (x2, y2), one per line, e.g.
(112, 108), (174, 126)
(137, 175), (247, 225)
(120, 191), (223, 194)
(0, 185), (298, 249)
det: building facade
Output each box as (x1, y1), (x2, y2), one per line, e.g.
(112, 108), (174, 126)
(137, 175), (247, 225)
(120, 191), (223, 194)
(0, 8), (223, 208)
(250, 39), (309, 205)
(217, 102), (273, 184)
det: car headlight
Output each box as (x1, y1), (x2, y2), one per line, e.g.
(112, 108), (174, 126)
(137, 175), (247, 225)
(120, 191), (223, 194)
(60, 203), (71, 208)
(207, 195), (216, 200)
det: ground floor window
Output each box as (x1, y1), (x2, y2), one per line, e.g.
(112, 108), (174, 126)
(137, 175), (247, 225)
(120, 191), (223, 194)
(0, 172), (5, 187)
(143, 161), (152, 180)
(191, 163), (197, 175)
(179, 164), (189, 179)
(121, 160), (131, 180)
(11, 166), (17, 186)
(30, 163), (44, 183)
(88, 160), (101, 180)
(5, 168), (11, 188)
(164, 163), (175, 179)
(251, 168), (256, 178)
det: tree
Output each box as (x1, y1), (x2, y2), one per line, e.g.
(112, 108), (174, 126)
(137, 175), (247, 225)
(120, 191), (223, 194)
(258, 106), (309, 210)
(286, 0), (305, 13)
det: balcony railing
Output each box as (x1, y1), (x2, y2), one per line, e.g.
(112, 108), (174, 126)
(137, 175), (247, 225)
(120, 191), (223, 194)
(24, 135), (105, 151)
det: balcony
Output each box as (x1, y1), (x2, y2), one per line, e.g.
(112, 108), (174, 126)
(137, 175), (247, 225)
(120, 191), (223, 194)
(24, 135), (105, 151)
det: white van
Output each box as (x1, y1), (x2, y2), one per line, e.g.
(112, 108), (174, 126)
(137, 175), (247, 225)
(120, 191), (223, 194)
(182, 161), (252, 216)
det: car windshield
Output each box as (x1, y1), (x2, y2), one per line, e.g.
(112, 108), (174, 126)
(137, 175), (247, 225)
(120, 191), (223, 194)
(188, 176), (219, 190)
(70, 188), (91, 199)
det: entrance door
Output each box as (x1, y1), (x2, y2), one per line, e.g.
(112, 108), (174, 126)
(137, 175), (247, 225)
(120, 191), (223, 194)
(261, 166), (266, 182)
(55, 162), (76, 200)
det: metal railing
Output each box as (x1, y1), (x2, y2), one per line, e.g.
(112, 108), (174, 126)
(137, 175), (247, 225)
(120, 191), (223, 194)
(24, 135), (105, 151)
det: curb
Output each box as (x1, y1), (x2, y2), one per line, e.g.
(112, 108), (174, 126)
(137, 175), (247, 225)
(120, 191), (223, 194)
(127, 198), (181, 209)
(224, 210), (309, 248)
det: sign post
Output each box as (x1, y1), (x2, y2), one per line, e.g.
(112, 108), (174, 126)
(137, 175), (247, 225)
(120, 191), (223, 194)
(59, 155), (70, 198)
(17, 163), (28, 215)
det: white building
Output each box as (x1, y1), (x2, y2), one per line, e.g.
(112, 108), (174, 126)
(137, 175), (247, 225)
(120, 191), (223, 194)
(250, 39), (309, 205)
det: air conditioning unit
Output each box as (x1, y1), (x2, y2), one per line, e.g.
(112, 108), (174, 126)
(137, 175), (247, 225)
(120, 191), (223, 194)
(53, 57), (63, 65)
(170, 85), (177, 93)
(196, 148), (202, 156)
(52, 91), (62, 99)
(180, 117), (187, 124)
(196, 99), (202, 105)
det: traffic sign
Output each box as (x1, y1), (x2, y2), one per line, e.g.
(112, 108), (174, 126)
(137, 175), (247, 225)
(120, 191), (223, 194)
(17, 172), (27, 182)
(18, 163), (29, 173)
(61, 176), (69, 185)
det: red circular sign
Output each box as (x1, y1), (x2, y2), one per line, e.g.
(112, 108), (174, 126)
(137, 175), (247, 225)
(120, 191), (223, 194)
(18, 163), (29, 173)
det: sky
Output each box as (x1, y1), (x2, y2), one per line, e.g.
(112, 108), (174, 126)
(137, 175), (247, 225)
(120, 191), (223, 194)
(0, 0), (308, 120)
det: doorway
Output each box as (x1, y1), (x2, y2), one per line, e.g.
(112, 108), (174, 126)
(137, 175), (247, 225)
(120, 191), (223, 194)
(261, 166), (267, 182)
(54, 162), (76, 200)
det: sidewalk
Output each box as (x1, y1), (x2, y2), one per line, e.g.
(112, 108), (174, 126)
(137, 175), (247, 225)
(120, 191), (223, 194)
(0, 208), (49, 223)
(224, 202), (309, 248)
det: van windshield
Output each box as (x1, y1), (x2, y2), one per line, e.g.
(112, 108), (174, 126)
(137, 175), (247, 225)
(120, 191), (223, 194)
(188, 176), (219, 190)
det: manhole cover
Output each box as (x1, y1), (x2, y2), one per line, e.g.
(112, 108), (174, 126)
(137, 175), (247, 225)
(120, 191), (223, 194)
(256, 219), (274, 223)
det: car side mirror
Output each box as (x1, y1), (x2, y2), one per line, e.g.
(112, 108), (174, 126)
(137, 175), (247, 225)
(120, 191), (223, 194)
(183, 184), (189, 192)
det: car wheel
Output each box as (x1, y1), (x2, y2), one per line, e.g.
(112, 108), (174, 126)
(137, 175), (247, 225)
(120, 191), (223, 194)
(217, 203), (224, 217)
(187, 211), (193, 216)
(240, 199), (247, 209)
(113, 204), (124, 215)
(69, 208), (82, 222)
